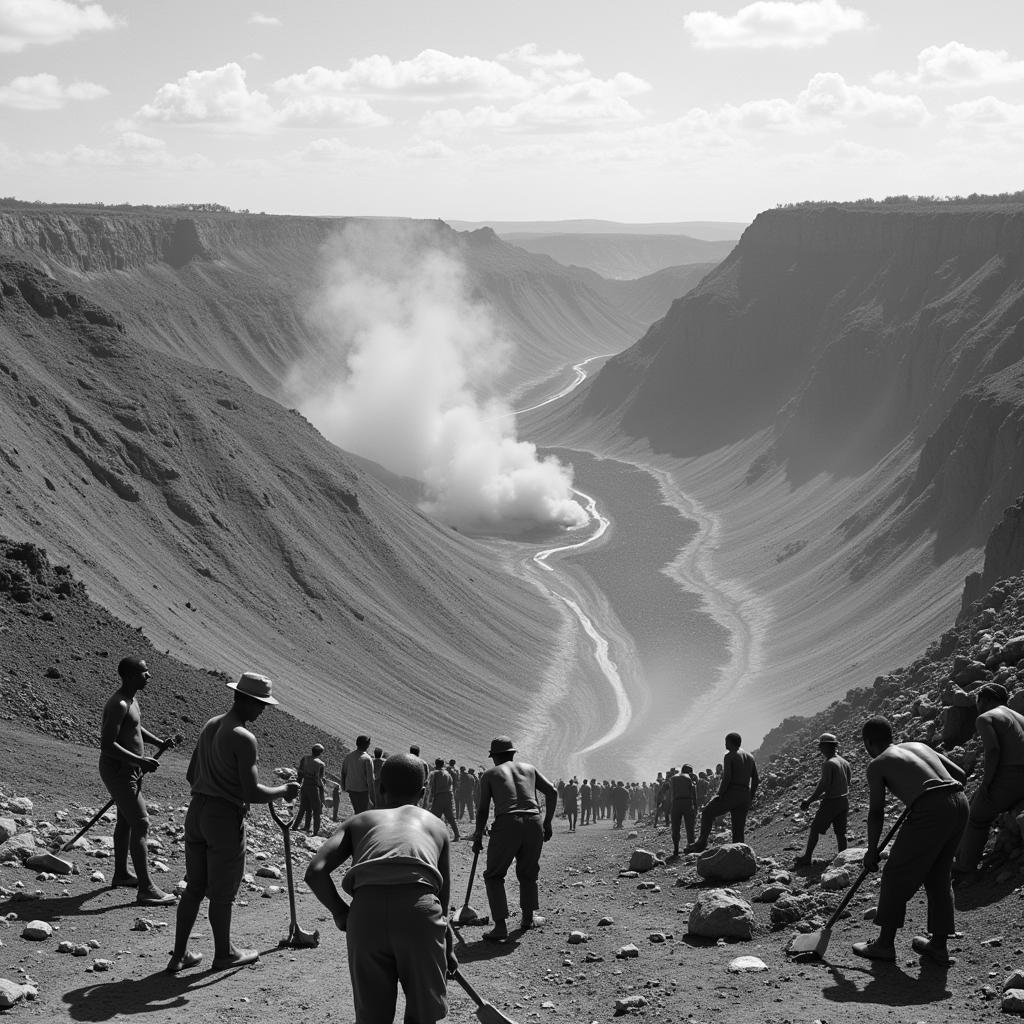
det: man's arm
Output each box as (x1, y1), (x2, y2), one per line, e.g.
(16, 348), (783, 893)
(139, 725), (168, 748)
(976, 715), (1000, 791)
(863, 762), (887, 872)
(233, 728), (298, 804)
(749, 758), (759, 801)
(472, 774), (493, 852)
(304, 824), (354, 930)
(535, 769), (558, 841)
(719, 755), (733, 796)
(802, 763), (828, 809)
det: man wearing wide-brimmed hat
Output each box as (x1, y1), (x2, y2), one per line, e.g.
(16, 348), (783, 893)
(794, 732), (852, 867)
(472, 736), (557, 942)
(166, 672), (299, 975)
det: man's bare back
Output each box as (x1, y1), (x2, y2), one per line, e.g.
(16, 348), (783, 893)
(868, 741), (965, 807)
(481, 760), (542, 817)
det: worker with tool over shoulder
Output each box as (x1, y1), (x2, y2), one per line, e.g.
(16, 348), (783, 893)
(306, 753), (456, 1024)
(852, 716), (968, 967)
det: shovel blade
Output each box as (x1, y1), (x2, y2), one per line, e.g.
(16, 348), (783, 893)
(787, 926), (830, 959)
(456, 904), (485, 925)
(475, 1001), (520, 1024)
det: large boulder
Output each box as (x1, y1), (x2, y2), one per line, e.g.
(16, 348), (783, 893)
(0, 818), (17, 843)
(688, 888), (754, 940)
(0, 979), (37, 1009)
(0, 832), (36, 863)
(1003, 989), (1024, 1016)
(628, 849), (659, 873)
(6, 797), (33, 814)
(696, 843), (757, 883)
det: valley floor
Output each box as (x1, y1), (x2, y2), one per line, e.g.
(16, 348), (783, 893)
(2, 723), (1020, 1024)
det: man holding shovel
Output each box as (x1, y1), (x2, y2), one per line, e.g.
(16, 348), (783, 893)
(852, 716), (968, 965)
(473, 736), (557, 942)
(305, 753), (457, 1024)
(166, 672), (299, 974)
(99, 656), (176, 905)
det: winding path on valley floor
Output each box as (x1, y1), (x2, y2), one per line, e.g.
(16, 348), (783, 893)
(512, 356), (764, 778)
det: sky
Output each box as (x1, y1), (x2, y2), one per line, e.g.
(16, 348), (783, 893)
(1, 0), (1023, 221)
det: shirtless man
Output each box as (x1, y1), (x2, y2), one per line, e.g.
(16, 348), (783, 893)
(305, 754), (456, 1024)
(687, 733), (758, 852)
(473, 736), (557, 942)
(794, 733), (852, 866)
(852, 716), (968, 965)
(99, 656), (175, 905)
(166, 672), (299, 973)
(953, 683), (1024, 876)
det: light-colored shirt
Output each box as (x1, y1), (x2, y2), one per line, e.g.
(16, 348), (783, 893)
(341, 810), (444, 896)
(341, 749), (375, 793)
(821, 755), (852, 798)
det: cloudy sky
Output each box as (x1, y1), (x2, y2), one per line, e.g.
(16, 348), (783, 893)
(1, 0), (1022, 220)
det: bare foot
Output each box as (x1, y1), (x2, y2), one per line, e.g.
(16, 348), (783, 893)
(211, 948), (259, 970)
(165, 950), (203, 974)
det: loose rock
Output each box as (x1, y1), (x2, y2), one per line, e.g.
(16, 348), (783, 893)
(21, 920), (52, 941)
(728, 955), (769, 973)
(615, 943), (640, 959)
(688, 889), (755, 941)
(696, 844), (757, 883)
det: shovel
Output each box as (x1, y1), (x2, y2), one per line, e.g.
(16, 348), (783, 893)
(454, 848), (487, 926)
(787, 804), (910, 960)
(452, 969), (520, 1024)
(52, 734), (181, 871)
(268, 798), (320, 949)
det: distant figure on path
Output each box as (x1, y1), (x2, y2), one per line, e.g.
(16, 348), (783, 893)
(579, 778), (592, 825)
(473, 736), (557, 942)
(342, 735), (376, 814)
(99, 656), (176, 906)
(953, 683), (1024, 877)
(331, 782), (341, 822)
(611, 781), (629, 827)
(563, 777), (579, 832)
(166, 672), (299, 973)
(686, 733), (758, 852)
(427, 757), (461, 840)
(372, 746), (385, 808)
(794, 733), (852, 866)
(294, 743), (326, 835)
(670, 764), (698, 857)
(305, 754), (456, 1024)
(852, 716), (967, 966)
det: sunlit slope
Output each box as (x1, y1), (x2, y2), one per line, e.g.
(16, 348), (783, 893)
(0, 258), (558, 759)
(0, 210), (707, 402)
(536, 201), (1024, 741)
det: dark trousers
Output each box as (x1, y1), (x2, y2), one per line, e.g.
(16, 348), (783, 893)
(672, 799), (696, 849)
(955, 766), (1024, 871)
(877, 787), (968, 936)
(698, 788), (750, 844)
(348, 790), (370, 814)
(483, 814), (543, 921)
(430, 793), (460, 839)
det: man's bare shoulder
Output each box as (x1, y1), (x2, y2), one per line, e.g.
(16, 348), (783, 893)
(101, 691), (131, 719)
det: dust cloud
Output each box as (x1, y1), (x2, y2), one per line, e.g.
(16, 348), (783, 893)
(288, 221), (587, 534)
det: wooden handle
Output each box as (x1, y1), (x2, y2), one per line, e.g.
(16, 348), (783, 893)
(451, 970), (484, 1008)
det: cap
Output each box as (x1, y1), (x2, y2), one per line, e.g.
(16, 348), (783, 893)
(818, 732), (838, 746)
(227, 672), (279, 705)
(488, 736), (516, 757)
(312, 743), (325, 755)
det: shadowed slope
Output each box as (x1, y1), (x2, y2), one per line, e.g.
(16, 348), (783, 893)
(0, 259), (557, 759)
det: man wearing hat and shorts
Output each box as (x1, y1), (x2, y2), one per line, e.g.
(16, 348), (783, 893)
(294, 743), (326, 835)
(794, 733), (852, 867)
(166, 672), (299, 974)
(472, 736), (557, 942)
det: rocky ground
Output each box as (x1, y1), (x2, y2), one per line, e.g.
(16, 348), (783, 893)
(2, 724), (1024, 1024)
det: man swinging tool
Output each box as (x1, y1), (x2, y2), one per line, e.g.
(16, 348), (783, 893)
(99, 656), (176, 905)
(852, 716), (968, 966)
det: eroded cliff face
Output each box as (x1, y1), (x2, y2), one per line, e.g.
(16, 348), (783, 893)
(0, 209), (689, 402)
(584, 202), (1024, 557)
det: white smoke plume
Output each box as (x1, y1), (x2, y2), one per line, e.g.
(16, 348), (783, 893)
(288, 221), (587, 535)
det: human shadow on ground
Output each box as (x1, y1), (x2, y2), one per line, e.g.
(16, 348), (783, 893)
(0, 887), (139, 922)
(453, 932), (521, 964)
(62, 945), (288, 1021)
(820, 958), (953, 1006)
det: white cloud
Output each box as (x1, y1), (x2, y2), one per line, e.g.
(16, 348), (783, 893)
(500, 42), (585, 72)
(0, 0), (118, 53)
(684, 0), (867, 50)
(946, 96), (1024, 134)
(874, 42), (1024, 89)
(282, 137), (388, 164)
(421, 72), (650, 134)
(248, 12), (281, 27)
(273, 50), (534, 101)
(136, 63), (387, 132)
(0, 72), (108, 110)
(26, 130), (210, 169)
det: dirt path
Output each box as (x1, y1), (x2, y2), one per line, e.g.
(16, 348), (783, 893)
(1, 726), (1020, 1023)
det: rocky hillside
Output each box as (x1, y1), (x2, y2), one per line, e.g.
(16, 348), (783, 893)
(0, 537), (349, 766)
(0, 259), (557, 761)
(0, 208), (702, 403)
(525, 199), (1024, 745)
